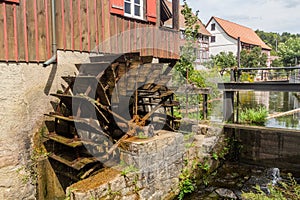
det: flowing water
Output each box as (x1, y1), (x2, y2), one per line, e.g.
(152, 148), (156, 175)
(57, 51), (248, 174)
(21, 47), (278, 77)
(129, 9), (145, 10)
(184, 162), (298, 200)
(185, 91), (300, 199)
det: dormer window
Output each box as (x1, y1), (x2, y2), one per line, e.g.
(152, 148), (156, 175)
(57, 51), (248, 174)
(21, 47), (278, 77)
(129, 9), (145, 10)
(124, 0), (143, 19)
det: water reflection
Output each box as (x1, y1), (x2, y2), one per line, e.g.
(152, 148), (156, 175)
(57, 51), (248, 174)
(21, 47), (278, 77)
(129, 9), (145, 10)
(239, 91), (300, 130)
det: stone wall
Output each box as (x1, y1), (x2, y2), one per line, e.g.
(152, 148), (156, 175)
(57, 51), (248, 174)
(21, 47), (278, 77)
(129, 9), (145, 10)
(224, 124), (300, 175)
(0, 51), (90, 200)
(68, 123), (224, 200)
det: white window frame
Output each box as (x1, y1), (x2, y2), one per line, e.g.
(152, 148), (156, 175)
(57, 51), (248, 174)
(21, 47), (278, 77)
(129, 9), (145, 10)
(124, 0), (143, 20)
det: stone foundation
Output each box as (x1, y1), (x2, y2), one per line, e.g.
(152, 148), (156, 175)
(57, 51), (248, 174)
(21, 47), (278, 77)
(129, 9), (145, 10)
(0, 51), (90, 199)
(68, 123), (225, 200)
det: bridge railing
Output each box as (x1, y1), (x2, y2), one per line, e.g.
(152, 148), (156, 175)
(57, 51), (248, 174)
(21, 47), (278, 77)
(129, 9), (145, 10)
(229, 66), (300, 82)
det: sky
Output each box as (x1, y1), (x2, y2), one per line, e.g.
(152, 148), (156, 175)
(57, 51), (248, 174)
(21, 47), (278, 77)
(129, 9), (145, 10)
(184, 0), (300, 34)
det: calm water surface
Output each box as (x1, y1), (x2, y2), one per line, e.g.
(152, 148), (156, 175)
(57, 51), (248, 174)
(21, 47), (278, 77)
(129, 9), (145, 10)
(209, 91), (300, 130)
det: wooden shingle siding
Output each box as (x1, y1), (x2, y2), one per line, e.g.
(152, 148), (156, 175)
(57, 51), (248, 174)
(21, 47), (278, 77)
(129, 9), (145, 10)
(0, 0), (179, 63)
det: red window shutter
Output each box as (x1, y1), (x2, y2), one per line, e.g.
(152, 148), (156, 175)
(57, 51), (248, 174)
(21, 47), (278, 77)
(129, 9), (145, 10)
(110, 0), (124, 15)
(147, 0), (157, 23)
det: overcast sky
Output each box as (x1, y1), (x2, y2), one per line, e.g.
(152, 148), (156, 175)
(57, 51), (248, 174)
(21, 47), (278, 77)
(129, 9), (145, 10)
(184, 0), (300, 34)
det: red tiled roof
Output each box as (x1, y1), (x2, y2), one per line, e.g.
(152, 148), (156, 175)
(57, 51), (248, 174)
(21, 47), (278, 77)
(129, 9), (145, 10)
(164, 0), (211, 36)
(209, 16), (271, 50)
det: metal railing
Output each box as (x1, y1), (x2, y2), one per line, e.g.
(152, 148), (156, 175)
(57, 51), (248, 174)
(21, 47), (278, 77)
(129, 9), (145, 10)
(229, 66), (300, 82)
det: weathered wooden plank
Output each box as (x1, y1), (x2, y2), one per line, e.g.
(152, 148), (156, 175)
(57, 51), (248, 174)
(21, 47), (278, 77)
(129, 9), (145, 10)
(75, 62), (110, 76)
(88, 0), (96, 51)
(48, 153), (97, 171)
(37, 0), (46, 61)
(6, 4), (15, 61)
(98, 0), (103, 52)
(103, 0), (110, 52)
(45, 0), (52, 59)
(45, 132), (83, 148)
(16, 1), (25, 61)
(129, 19), (135, 54)
(12, 4), (18, 61)
(110, 14), (115, 53)
(26, 0), (36, 61)
(116, 16), (122, 54)
(80, 0), (88, 51)
(62, 0), (71, 50)
(0, 3), (5, 61)
(73, 0), (80, 51)
(55, 0), (63, 50)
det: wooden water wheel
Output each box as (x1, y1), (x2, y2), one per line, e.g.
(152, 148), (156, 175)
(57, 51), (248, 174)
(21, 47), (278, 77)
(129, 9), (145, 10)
(44, 53), (179, 188)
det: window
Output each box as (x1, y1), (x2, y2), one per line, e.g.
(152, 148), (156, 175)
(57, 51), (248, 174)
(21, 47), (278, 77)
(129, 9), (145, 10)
(124, 0), (143, 19)
(211, 23), (216, 31)
(110, 0), (156, 23)
(211, 36), (216, 43)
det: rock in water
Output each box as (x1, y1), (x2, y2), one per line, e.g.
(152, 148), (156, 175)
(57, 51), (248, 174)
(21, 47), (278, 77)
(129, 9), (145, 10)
(215, 188), (237, 199)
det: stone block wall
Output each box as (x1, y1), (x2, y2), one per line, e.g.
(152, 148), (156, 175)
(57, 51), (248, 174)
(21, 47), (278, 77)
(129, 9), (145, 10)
(0, 51), (90, 199)
(224, 124), (300, 175)
(69, 131), (184, 200)
(68, 123), (225, 200)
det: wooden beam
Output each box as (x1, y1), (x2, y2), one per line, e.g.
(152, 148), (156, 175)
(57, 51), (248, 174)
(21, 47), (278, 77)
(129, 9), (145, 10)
(172, 0), (179, 31)
(218, 82), (300, 92)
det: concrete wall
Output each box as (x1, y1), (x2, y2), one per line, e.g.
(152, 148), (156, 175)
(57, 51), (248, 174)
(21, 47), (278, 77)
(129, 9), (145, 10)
(207, 19), (238, 56)
(224, 124), (300, 176)
(0, 51), (90, 200)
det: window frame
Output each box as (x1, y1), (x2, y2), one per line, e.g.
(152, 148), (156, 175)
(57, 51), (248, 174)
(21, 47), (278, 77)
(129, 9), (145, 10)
(124, 0), (144, 20)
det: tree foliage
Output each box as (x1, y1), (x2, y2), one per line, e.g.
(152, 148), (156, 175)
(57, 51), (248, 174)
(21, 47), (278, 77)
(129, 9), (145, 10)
(278, 37), (300, 66)
(255, 30), (300, 66)
(240, 47), (268, 68)
(212, 51), (237, 70)
(175, 0), (201, 83)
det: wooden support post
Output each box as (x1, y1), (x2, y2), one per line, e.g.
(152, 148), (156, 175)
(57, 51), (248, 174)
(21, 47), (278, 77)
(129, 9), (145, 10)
(237, 37), (241, 82)
(223, 91), (234, 122)
(172, 0), (179, 31)
(202, 94), (208, 120)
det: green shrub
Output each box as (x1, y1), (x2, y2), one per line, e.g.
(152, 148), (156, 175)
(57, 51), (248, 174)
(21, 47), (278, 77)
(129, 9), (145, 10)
(242, 173), (300, 200)
(239, 106), (268, 125)
(178, 178), (195, 200)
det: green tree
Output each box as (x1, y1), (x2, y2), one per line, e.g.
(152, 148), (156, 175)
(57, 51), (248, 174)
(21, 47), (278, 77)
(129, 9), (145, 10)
(271, 58), (283, 67)
(175, 0), (199, 79)
(240, 47), (268, 68)
(255, 29), (279, 55)
(212, 51), (237, 73)
(278, 37), (300, 66)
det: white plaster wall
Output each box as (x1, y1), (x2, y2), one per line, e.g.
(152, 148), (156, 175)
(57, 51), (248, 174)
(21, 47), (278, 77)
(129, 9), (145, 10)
(207, 19), (238, 56)
(0, 51), (90, 199)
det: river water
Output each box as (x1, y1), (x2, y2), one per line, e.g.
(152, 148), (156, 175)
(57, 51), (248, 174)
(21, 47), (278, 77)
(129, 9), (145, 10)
(239, 91), (300, 130)
(210, 91), (300, 130)
(184, 91), (300, 199)
(184, 162), (298, 200)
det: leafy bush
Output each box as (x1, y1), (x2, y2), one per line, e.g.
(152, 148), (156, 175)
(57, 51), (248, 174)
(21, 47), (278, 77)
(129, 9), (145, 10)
(178, 178), (195, 200)
(239, 106), (268, 125)
(242, 173), (300, 200)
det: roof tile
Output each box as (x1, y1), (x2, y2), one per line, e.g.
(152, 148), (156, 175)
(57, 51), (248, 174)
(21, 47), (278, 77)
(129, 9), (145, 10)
(212, 16), (271, 50)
